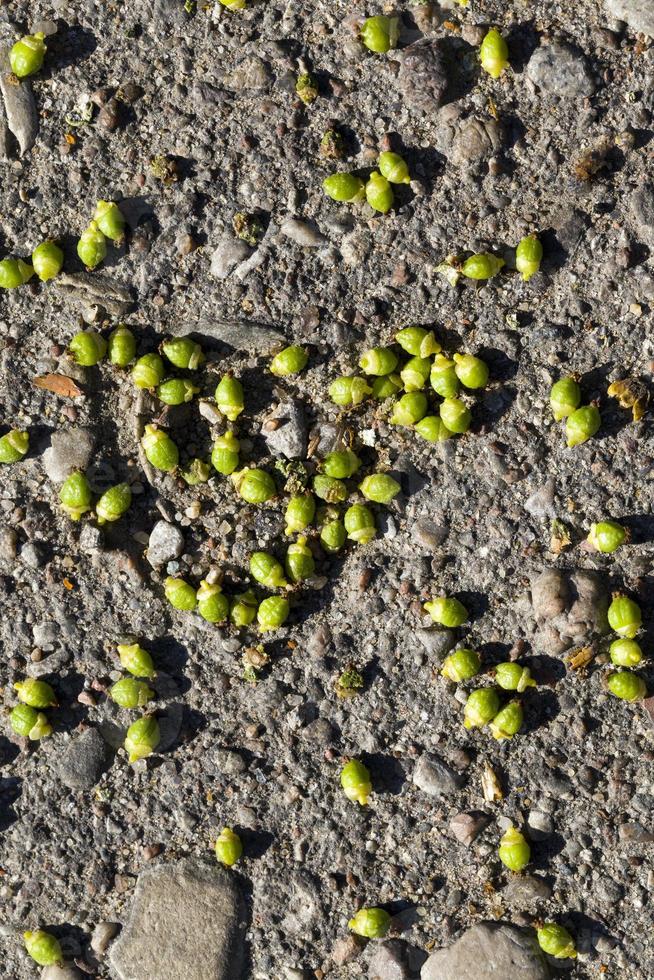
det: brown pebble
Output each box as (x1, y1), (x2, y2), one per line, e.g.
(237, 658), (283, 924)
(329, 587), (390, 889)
(78, 690), (97, 707)
(30, 648), (43, 663)
(358, 568), (372, 590)
(142, 843), (163, 860)
(97, 98), (122, 131)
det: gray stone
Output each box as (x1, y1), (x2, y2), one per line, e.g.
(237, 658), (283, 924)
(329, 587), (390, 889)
(416, 628), (455, 658)
(367, 939), (410, 979)
(0, 526), (17, 561)
(90, 920), (119, 958)
(20, 541), (46, 568)
(413, 753), (464, 798)
(629, 184), (654, 247)
(531, 568), (569, 620)
(449, 811), (489, 845)
(0, 23), (39, 158)
(190, 319), (286, 355)
(606, 0), (654, 36)
(502, 875), (553, 911)
(209, 237), (252, 279)
(524, 480), (556, 520)
(526, 42), (595, 98)
(223, 56), (271, 91)
(54, 273), (134, 317)
(147, 520), (185, 567)
(395, 38), (448, 113)
(32, 621), (58, 649)
(279, 217), (327, 248)
(531, 567), (609, 654)
(56, 728), (111, 790)
(412, 519), (448, 552)
(79, 524), (103, 552)
(42, 428), (95, 483)
(527, 809), (554, 840)
(110, 859), (246, 980)
(450, 117), (504, 167)
(420, 923), (548, 980)
(263, 395), (308, 459)
(41, 967), (83, 980)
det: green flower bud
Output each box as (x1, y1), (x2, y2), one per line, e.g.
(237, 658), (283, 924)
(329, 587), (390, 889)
(0, 257), (33, 288)
(480, 28), (509, 78)
(341, 758), (372, 805)
(400, 356), (431, 392)
(390, 392), (428, 426)
(270, 344), (309, 376)
(359, 472), (401, 504)
(219, 0), (246, 8)
(360, 347), (399, 377)
(32, 241), (64, 282)
(537, 923), (577, 960)
(587, 521), (627, 554)
(141, 425), (179, 471)
(94, 200), (126, 242)
(441, 649), (481, 683)
(161, 337), (205, 370)
(515, 234), (543, 281)
(329, 375), (372, 406)
(14, 678), (57, 708)
(10, 704), (52, 740)
(232, 467), (276, 504)
(0, 429), (29, 463)
(96, 482), (132, 523)
(498, 825), (530, 872)
(10, 32), (47, 78)
(197, 580), (229, 623)
(296, 71), (318, 104)
(344, 503), (376, 544)
(250, 551), (287, 588)
(565, 404), (600, 447)
(607, 670), (647, 701)
(430, 355), (460, 398)
(378, 151), (410, 184)
(395, 327), (441, 358)
(285, 536), (315, 583)
(285, 493), (316, 534)
(360, 15), (399, 53)
(453, 353), (489, 390)
(550, 377), (581, 421)
(257, 595), (290, 631)
(211, 431), (240, 476)
(463, 687), (500, 728)
(348, 907), (391, 939)
(77, 221), (107, 269)
(23, 929), (62, 967)
(461, 253), (505, 280)
(110, 677), (154, 709)
(60, 470), (92, 520)
(440, 397), (472, 434)
(365, 171), (394, 213)
(117, 643), (156, 678)
(609, 639), (643, 668)
(132, 353), (166, 389)
(372, 374), (403, 399)
(608, 594), (641, 638)
(108, 326), (136, 367)
(124, 714), (160, 763)
(69, 329), (107, 366)
(495, 662), (536, 692)
(323, 450), (361, 479)
(424, 596), (468, 627)
(230, 589), (258, 627)
(215, 375), (244, 421)
(415, 416), (452, 443)
(157, 378), (200, 405)
(323, 173), (366, 203)
(319, 516), (347, 553)
(164, 577), (198, 611)
(215, 827), (243, 866)
(313, 474), (348, 503)
(489, 700), (524, 741)
(181, 458), (211, 485)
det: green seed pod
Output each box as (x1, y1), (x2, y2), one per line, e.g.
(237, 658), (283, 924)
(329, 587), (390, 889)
(94, 200), (126, 242)
(125, 714), (160, 764)
(344, 503), (376, 544)
(219, 0), (246, 8)
(395, 327), (441, 358)
(461, 253), (505, 280)
(215, 375), (245, 422)
(285, 493), (316, 534)
(323, 450), (361, 479)
(441, 649), (481, 683)
(0, 429), (29, 463)
(32, 241), (64, 282)
(296, 71), (318, 104)
(390, 392), (428, 426)
(211, 431), (240, 476)
(495, 662), (536, 692)
(550, 377), (581, 421)
(313, 474), (348, 503)
(400, 356), (431, 392)
(197, 580), (230, 623)
(359, 473), (401, 504)
(215, 827), (243, 866)
(515, 234), (543, 281)
(536, 923), (577, 960)
(498, 825), (530, 872)
(341, 759), (372, 805)
(141, 425), (179, 471)
(77, 221), (107, 269)
(157, 378), (200, 405)
(270, 344), (309, 376)
(181, 458), (211, 485)
(430, 355), (460, 398)
(117, 643), (156, 678)
(161, 337), (205, 370)
(14, 678), (57, 708)
(360, 347), (399, 377)
(233, 467), (276, 503)
(10, 704), (52, 740)
(257, 595), (290, 631)
(323, 173), (366, 203)
(609, 639), (643, 668)
(108, 326), (137, 367)
(164, 577), (197, 611)
(415, 416), (452, 443)
(587, 521), (627, 554)
(489, 700), (524, 741)
(10, 32), (47, 78)
(480, 28), (509, 79)
(424, 596), (468, 627)
(565, 404), (600, 447)
(285, 536), (315, 583)
(69, 329), (107, 366)
(132, 353), (166, 389)
(317, 502), (343, 532)
(320, 518), (347, 554)
(96, 483), (132, 523)
(110, 677), (155, 709)
(607, 670), (647, 701)
(378, 151), (410, 184)
(372, 373), (403, 399)
(453, 353), (489, 390)
(23, 930), (62, 967)
(250, 551), (287, 589)
(440, 397), (472, 434)
(360, 15), (399, 53)
(0, 257), (33, 288)
(608, 594), (641, 638)
(60, 470), (92, 520)
(329, 375), (372, 406)
(463, 687), (500, 729)
(365, 171), (394, 214)
(230, 589), (258, 627)
(348, 908), (391, 939)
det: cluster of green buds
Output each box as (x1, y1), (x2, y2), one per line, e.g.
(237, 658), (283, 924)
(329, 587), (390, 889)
(441, 233), (542, 285)
(144, 336), (206, 405)
(77, 200), (126, 269)
(111, 644), (156, 708)
(59, 470), (132, 524)
(323, 151), (410, 215)
(550, 376), (601, 447)
(0, 429), (29, 464)
(605, 592), (647, 701)
(9, 677), (57, 742)
(462, 686), (525, 741)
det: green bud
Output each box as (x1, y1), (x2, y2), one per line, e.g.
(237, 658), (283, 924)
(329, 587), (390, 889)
(498, 825), (530, 872)
(400, 356), (431, 392)
(285, 493), (316, 534)
(341, 758), (372, 805)
(285, 536), (315, 583)
(378, 151), (410, 184)
(108, 326), (136, 367)
(77, 221), (107, 269)
(197, 580), (229, 623)
(414, 416), (451, 442)
(270, 344), (309, 376)
(320, 518), (347, 553)
(232, 467), (276, 504)
(32, 241), (64, 282)
(141, 425), (179, 471)
(313, 474), (348, 503)
(0, 257), (33, 288)
(360, 15), (399, 53)
(323, 450), (361, 479)
(372, 374), (403, 399)
(69, 329), (107, 367)
(110, 677), (154, 709)
(230, 589), (258, 627)
(10, 704), (52, 740)
(296, 71), (318, 104)
(565, 404), (600, 447)
(329, 375), (372, 406)
(60, 470), (92, 520)
(359, 472), (401, 504)
(536, 923), (577, 960)
(23, 929), (62, 967)
(323, 173), (366, 203)
(94, 200), (126, 242)
(440, 397), (472, 434)
(96, 482), (131, 523)
(348, 907), (391, 939)
(132, 353), (166, 389)
(441, 649), (481, 683)
(219, 0), (246, 8)
(117, 643), (156, 678)
(250, 551), (287, 588)
(607, 670), (647, 701)
(365, 171), (394, 213)
(463, 687), (500, 728)
(215, 827), (243, 866)
(10, 32), (47, 78)
(344, 503), (376, 544)
(424, 596), (468, 627)
(395, 327), (441, 358)
(360, 347), (399, 377)
(181, 458), (211, 485)
(489, 700), (523, 740)
(161, 337), (205, 370)
(164, 577), (198, 611)
(587, 521), (627, 554)
(390, 392), (428, 426)
(124, 714), (160, 763)
(609, 639), (643, 668)
(0, 429), (29, 463)
(257, 595), (290, 631)
(608, 594), (641, 638)
(215, 375), (244, 421)
(550, 377), (581, 421)
(461, 253), (505, 280)
(480, 28), (509, 79)
(495, 662), (536, 692)
(515, 234), (543, 282)
(453, 353), (489, 389)
(14, 678), (57, 708)
(157, 378), (200, 405)
(211, 431), (240, 476)
(430, 355), (460, 398)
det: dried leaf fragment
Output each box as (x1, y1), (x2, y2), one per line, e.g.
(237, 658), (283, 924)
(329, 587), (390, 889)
(33, 374), (84, 398)
(566, 645), (596, 672)
(607, 378), (648, 422)
(550, 518), (572, 555)
(481, 761), (504, 802)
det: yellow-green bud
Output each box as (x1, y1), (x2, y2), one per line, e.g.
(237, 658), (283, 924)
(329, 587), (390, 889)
(359, 473), (400, 504)
(378, 151), (410, 184)
(118, 643), (156, 678)
(230, 589), (258, 627)
(10, 704), (52, 740)
(320, 518), (347, 553)
(257, 595), (290, 631)
(461, 253), (504, 280)
(415, 416), (451, 442)
(365, 171), (394, 214)
(250, 551), (287, 588)
(341, 758), (372, 805)
(10, 32), (47, 78)
(323, 173), (366, 203)
(60, 470), (92, 520)
(344, 503), (376, 544)
(390, 392), (427, 426)
(608, 594), (641, 638)
(0, 429), (29, 463)
(96, 483), (132, 523)
(609, 639), (642, 668)
(270, 345), (309, 376)
(453, 353), (489, 390)
(360, 347), (399, 377)
(141, 425), (179, 471)
(32, 241), (64, 282)
(329, 375), (372, 406)
(498, 825), (530, 872)
(587, 521), (627, 554)
(515, 234), (543, 281)
(565, 405), (600, 447)
(424, 596), (468, 627)
(211, 431), (240, 476)
(537, 923), (577, 960)
(77, 221), (107, 269)
(108, 326), (136, 367)
(94, 200), (126, 242)
(495, 662), (536, 692)
(480, 28), (509, 79)
(489, 700), (524, 740)
(69, 329), (107, 366)
(323, 450), (361, 479)
(124, 714), (160, 763)
(219, 0), (246, 8)
(285, 493), (316, 534)
(550, 377), (581, 421)
(463, 687), (500, 728)
(23, 930), (62, 967)
(430, 355), (460, 398)
(372, 374), (403, 399)
(313, 474), (348, 503)
(285, 536), (315, 583)
(161, 337), (205, 370)
(181, 458), (211, 485)
(395, 327), (441, 358)
(132, 353), (166, 389)
(360, 15), (399, 53)
(164, 577), (198, 611)
(0, 257), (33, 288)
(157, 378), (200, 405)
(215, 375), (245, 421)
(296, 71), (318, 104)
(15, 678), (57, 708)
(441, 649), (481, 683)
(335, 667), (364, 698)
(400, 356), (431, 392)
(215, 827), (243, 866)
(197, 580), (229, 623)
(607, 670), (647, 701)
(348, 907), (391, 938)
(232, 467), (276, 503)
(110, 677), (154, 709)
